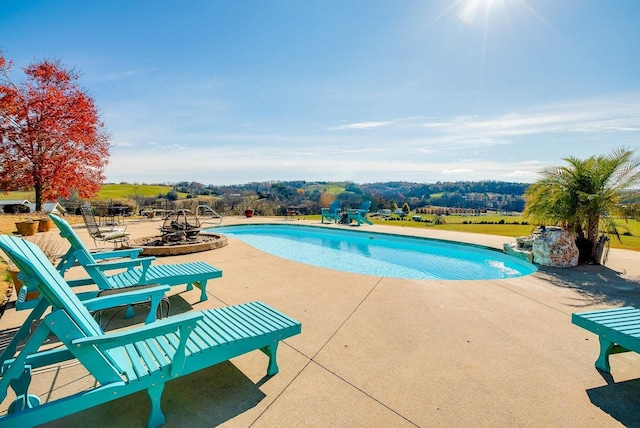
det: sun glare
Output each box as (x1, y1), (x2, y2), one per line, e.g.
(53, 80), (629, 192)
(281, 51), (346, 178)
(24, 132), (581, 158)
(458, 0), (506, 27)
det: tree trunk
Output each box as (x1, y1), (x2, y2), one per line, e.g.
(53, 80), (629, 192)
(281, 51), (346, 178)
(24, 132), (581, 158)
(34, 184), (42, 212)
(586, 214), (600, 262)
(575, 237), (593, 264)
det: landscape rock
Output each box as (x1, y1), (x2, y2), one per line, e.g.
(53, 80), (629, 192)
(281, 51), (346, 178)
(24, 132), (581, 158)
(531, 227), (579, 268)
(504, 226), (579, 268)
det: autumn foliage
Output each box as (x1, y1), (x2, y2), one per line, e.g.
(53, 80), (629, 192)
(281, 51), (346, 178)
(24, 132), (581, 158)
(0, 53), (110, 211)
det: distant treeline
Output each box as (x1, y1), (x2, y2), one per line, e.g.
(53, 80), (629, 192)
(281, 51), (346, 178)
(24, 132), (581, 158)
(163, 180), (530, 213)
(101, 180), (639, 215)
(360, 181), (529, 212)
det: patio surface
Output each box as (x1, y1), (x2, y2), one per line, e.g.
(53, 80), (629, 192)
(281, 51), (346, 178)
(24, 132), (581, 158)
(2, 216), (640, 427)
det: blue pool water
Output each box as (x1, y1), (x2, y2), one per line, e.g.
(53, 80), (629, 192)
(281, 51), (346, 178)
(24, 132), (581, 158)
(206, 224), (536, 280)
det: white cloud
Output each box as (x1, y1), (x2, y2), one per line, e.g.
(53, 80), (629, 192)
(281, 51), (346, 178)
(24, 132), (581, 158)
(416, 95), (640, 140)
(109, 140), (133, 147)
(442, 168), (474, 174)
(329, 121), (394, 131)
(90, 68), (158, 83)
(504, 170), (535, 177)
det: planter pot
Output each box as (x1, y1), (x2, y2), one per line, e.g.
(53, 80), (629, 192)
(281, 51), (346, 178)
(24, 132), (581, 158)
(15, 221), (38, 236)
(38, 218), (54, 232)
(244, 209), (254, 218)
(7, 268), (39, 301)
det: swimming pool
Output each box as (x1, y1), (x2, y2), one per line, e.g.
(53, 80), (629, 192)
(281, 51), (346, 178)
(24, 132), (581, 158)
(206, 224), (537, 280)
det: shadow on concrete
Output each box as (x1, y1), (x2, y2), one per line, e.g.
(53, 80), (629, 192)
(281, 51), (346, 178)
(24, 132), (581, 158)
(587, 377), (640, 428)
(0, 326), (20, 354)
(162, 361), (269, 426)
(535, 264), (640, 309)
(46, 361), (268, 428)
(0, 321), (61, 356)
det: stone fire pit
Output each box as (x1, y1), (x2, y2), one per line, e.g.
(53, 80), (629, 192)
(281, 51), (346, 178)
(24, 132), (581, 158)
(126, 232), (227, 256)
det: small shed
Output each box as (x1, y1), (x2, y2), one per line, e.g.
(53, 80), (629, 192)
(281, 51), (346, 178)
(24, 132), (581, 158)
(27, 202), (67, 215)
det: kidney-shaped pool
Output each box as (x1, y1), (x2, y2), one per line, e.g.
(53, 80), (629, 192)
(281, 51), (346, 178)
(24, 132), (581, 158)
(205, 224), (536, 280)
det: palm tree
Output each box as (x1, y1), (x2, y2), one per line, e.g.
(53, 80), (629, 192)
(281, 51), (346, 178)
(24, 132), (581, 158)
(524, 147), (640, 263)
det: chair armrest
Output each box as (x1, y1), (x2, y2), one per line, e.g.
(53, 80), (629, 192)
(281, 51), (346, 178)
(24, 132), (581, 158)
(65, 278), (96, 287)
(82, 284), (170, 312)
(91, 248), (142, 261)
(71, 312), (203, 350)
(85, 256), (155, 272)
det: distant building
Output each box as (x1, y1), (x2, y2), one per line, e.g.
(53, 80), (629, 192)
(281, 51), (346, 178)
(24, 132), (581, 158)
(27, 202), (66, 215)
(1, 200), (66, 215)
(0, 199), (30, 213)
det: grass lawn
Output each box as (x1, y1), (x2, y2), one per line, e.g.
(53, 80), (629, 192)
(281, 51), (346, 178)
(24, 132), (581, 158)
(377, 214), (640, 251)
(0, 190), (34, 201)
(306, 183), (346, 194)
(96, 184), (188, 200)
(0, 184), (188, 203)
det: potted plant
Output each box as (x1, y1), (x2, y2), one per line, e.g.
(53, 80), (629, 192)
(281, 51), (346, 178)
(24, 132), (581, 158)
(15, 220), (38, 236)
(244, 209), (254, 218)
(6, 263), (39, 302)
(37, 217), (54, 232)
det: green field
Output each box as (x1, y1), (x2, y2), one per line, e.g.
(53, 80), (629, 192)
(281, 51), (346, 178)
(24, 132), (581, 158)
(0, 190), (34, 201)
(0, 184), (185, 202)
(95, 184), (187, 200)
(367, 214), (533, 238)
(306, 213), (640, 251)
(305, 183), (346, 194)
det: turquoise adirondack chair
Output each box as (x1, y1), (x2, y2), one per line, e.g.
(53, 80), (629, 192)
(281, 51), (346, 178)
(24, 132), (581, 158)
(321, 200), (342, 223)
(0, 235), (301, 427)
(48, 214), (221, 304)
(347, 200), (373, 226)
(0, 253), (170, 370)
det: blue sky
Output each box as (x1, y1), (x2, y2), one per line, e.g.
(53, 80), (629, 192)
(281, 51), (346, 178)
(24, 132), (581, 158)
(2, 0), (639, 185)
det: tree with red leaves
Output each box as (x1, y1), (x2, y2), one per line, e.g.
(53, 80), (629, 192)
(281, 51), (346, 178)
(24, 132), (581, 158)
(0, 52), (110, 212)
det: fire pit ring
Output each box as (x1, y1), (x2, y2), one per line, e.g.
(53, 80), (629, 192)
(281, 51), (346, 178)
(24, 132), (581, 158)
(126, 232), (227, 257)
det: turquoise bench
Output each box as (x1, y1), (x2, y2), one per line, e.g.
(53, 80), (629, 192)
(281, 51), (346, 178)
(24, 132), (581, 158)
(572, 307), (640, 372)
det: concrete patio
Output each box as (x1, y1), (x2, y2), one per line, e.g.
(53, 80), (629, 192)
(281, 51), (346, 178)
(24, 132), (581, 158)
(1, 216), (640, 427)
